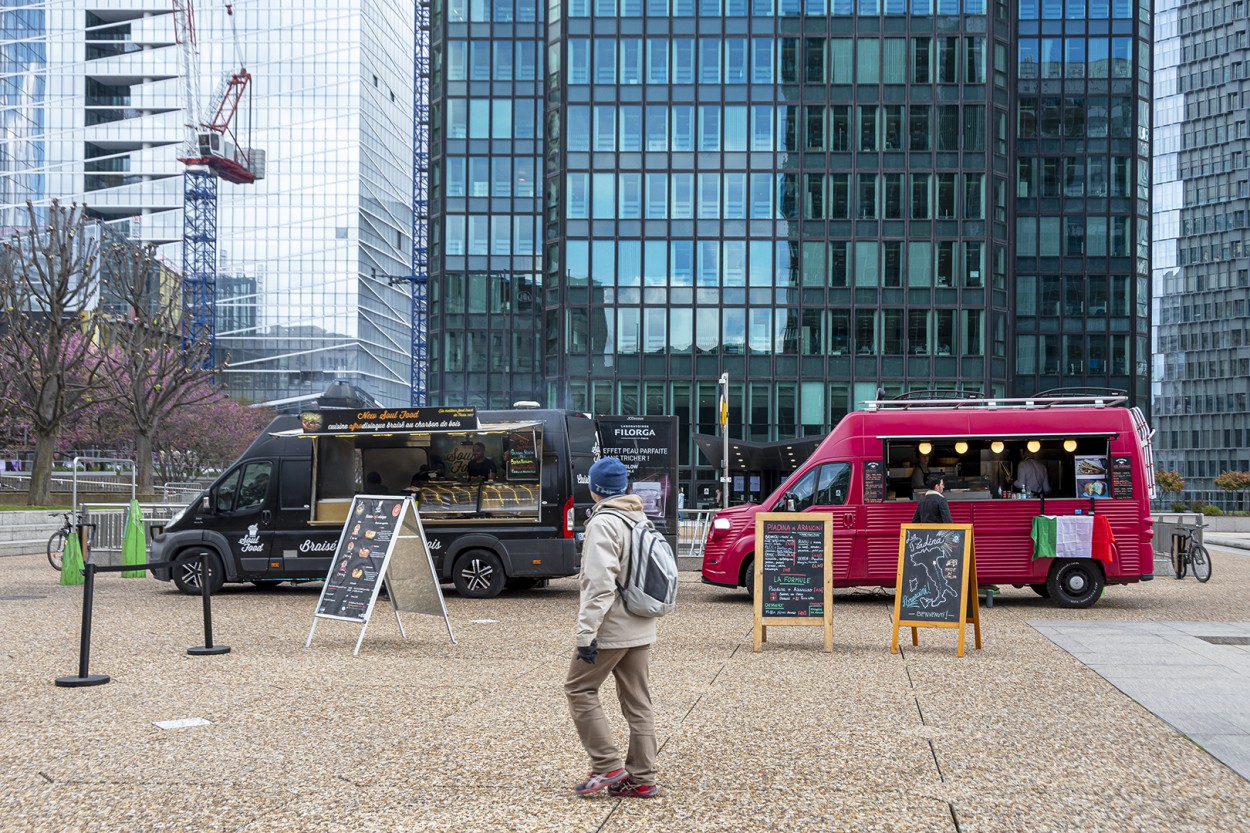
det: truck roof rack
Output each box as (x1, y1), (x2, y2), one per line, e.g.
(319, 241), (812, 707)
(861, 393), (1128, 411)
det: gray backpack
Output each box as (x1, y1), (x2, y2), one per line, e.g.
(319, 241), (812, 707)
(599, 509), (679, 618)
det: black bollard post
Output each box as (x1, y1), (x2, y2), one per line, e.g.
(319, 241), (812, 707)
(56, 562), (111, 687)
(188, 553), (230, 656)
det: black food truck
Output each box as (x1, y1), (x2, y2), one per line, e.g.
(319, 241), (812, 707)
(149, 405), (608, 598)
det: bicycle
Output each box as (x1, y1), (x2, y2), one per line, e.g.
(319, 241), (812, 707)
(46, 511), (79, 572)
(1172, 522), (1212, 583)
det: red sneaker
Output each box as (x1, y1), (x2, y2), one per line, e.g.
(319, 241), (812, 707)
(574, 768), (628, 795)
(609, 778), (659, 799)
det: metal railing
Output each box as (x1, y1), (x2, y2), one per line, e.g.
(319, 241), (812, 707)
(1155, 490), (1250, 514)
(678, 508), (717, 562)
(79, 503), (187, 562)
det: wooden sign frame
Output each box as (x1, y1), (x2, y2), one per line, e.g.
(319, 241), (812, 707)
(891, 523), (982, 657)
(753, 512), (834, 653)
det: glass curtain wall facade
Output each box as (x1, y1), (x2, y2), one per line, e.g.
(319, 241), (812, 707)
(0, 2), (415, 406)
(1014, 0), (1152, 394)
(1152, 0), (1250, 492)
(1, 4), (46, 223)
(429, 0), (1152, 484)
(426, 0), (546, 407)
(543, 0), (1014, 461)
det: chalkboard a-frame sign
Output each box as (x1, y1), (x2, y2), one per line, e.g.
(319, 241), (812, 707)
(753, 512), (833, 653)
(890, 524), (982, 657)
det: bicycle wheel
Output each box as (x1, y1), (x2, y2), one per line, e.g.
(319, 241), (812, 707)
(1189, 544), (1212, 583)
(1172, 542), (1187, 579)
(47, 529), (67, 571)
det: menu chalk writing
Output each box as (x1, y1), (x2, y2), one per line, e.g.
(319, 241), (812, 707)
(891, 523), (982, 657)
(1110, 455), (1133, 499)
(896, 527), (967, 624)
(863, 460), (885, 503)
(753, 513), (833, 652)
(760, 519), (825, 617)
(315, 496), (406, 623)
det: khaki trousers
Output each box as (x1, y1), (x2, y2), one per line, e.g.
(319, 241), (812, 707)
(564, 645), (656, 785)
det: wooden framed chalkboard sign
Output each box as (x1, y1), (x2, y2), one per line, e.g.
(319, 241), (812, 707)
(891, 524), (982, 657)
(753, 512), (833, 653)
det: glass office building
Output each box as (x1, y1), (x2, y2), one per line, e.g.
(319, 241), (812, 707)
(429, 0), (1152, 492)
(1152, 0), (1250, 492)
(0, 1), (415, 406)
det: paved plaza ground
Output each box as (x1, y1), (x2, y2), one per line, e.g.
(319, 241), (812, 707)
(2, 545), (1249, 832)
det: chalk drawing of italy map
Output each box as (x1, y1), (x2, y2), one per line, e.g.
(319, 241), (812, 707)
(903, 530), (963, 610)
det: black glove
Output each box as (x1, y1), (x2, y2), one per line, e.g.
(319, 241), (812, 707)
(576, 639), (599, 665)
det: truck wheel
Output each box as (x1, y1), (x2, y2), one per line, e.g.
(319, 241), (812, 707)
(453, 550), (505, 598)
(173, 550), (225, 596)
(740, 557), (755, 600)
(1046, 560), (1104, 608)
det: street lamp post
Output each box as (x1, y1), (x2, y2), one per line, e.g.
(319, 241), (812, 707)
(719, 372), (729, 509)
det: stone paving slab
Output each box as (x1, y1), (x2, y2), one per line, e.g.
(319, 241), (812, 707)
(4, 549), (1250, 832)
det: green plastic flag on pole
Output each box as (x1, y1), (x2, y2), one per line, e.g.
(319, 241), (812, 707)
(59, 529), (84, 586)
(122, 499), (146, 578)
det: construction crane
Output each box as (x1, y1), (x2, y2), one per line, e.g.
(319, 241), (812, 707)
(171, 0), (264, 365)
(407, 0), (432, 406)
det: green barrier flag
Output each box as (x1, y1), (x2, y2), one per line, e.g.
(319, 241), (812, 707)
(59, 530), (84, 586)
(122, 499), (146, 578)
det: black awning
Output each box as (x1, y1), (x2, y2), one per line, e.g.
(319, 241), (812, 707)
(692, 433), (825, 472)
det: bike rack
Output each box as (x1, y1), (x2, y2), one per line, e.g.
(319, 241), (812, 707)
(55, 553), (229, 688)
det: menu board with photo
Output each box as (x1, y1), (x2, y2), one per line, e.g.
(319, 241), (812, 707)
(307, 496), (456, 655)
(314, 496), (406, 623)
(1075, 455), (1110, 499)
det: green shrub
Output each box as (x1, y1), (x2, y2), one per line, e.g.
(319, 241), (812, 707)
(1170, 501), (1190, 512)
(1201, 505), (1223, 516)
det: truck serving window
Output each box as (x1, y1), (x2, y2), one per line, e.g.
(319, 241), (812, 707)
(884, 437), (1113, 500)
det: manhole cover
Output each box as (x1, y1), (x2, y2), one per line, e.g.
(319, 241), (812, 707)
(1197, 636), (1250, 646)
(0, 595), (45, 601)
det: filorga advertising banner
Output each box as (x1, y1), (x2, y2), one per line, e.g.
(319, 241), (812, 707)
(597, 416), (678, 533)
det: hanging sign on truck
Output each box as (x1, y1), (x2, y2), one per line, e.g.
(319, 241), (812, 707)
(300, 407), (477, 434)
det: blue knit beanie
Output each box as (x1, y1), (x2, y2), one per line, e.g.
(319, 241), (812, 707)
(588, 457), (629, 497)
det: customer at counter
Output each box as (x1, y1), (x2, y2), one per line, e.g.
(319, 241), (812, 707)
(912, 473), (952, 524)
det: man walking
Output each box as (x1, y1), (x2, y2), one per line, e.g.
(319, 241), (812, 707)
(565, 456), (659, 799)
(912, 472), (952, 524)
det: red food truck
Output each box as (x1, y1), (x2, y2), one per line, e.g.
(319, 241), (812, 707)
(701, 393), (1157, 608)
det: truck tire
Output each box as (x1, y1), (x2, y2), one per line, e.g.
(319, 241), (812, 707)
(740, 557), (755, 600)
(1046, 559), (1104, 608)
(452, 550), (506, 598)
(173, 550), (225, 596)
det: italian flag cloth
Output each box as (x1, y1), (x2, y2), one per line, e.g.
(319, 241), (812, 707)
(1031, 515), (1115, 563)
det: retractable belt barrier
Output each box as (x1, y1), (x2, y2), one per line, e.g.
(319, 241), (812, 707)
(55, 553), (230, 688)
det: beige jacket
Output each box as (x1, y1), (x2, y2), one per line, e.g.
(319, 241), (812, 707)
(575, 494), (657, 650)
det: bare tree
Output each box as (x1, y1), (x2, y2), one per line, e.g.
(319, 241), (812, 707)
(0, 201), (110, 505)
(97, 239), (223, 494)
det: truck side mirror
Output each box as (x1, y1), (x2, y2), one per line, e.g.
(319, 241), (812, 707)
(784, 493), (798, 512)
(200, 494), (213, 514)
